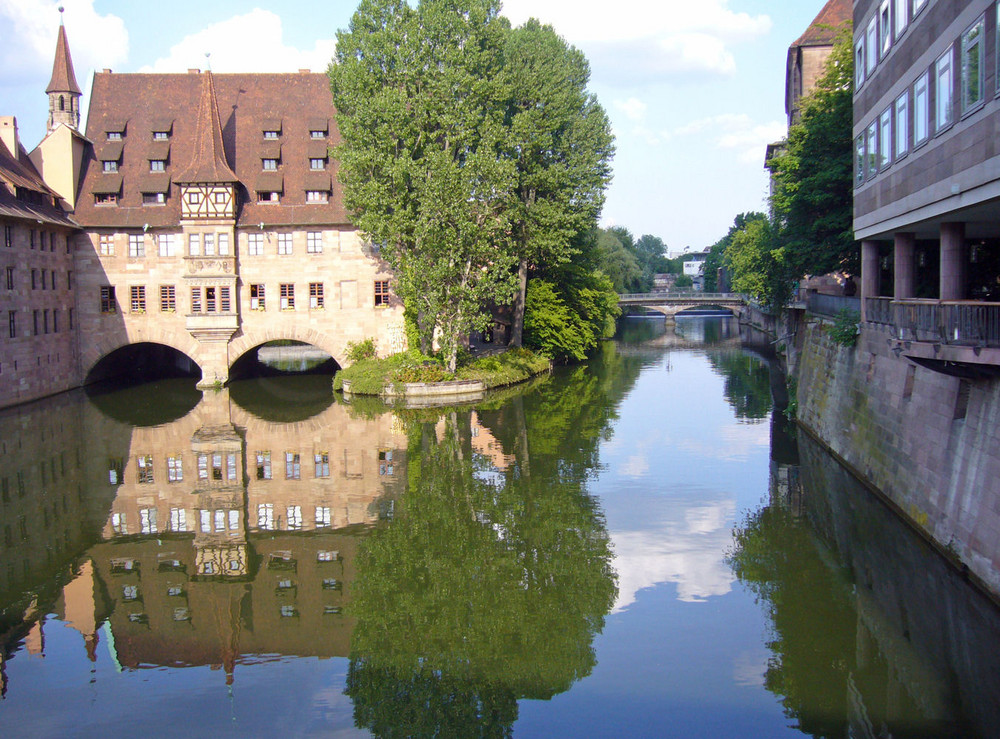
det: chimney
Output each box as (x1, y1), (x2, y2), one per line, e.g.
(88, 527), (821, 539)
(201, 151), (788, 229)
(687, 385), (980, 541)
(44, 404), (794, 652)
(0, 116), (19, 160)
(188, 68), (201, 74)
(298, 69), (311, 74)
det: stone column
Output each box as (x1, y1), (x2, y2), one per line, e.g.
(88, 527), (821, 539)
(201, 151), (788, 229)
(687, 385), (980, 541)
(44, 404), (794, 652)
(893, 232), (916, 300)
(861, 240), (880, 321)
(939, 222), (967, 301)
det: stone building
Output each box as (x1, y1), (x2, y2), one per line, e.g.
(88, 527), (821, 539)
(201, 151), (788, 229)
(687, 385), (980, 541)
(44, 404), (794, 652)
(0, 18), (406, 409)
(854, 0), (1000, 357)
(765, 0), (852, 181)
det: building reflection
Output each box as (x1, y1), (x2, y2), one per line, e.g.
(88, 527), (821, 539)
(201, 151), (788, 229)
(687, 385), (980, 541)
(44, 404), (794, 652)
(730, 430), (1000, 738)
(0, 382), (407, 688)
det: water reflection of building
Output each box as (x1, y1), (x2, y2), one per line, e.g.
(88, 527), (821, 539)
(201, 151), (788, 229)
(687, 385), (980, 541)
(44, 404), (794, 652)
(3, 385), (407, 688)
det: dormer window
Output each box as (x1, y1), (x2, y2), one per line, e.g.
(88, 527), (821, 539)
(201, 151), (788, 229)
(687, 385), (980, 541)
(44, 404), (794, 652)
(107, 132), (122, 141)
(103, 160), (118, 173)
(257, 191), (280, 203)
(263, 158), (278, 171)
(150, 160), (165, 172)
(310, 130), (325, 139)
(95, 193), (118, 206)
(153, 131), (169, 141)
(310, 158), (325, 170)
(142, 193), (165, 205)
(263, 130), (279, 139)
(306, 191), (329, 203)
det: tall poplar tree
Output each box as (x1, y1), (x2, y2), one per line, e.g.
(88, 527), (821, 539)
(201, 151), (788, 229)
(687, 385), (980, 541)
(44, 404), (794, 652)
(504, 20), (614, 346)
(331, 0), (518, 371)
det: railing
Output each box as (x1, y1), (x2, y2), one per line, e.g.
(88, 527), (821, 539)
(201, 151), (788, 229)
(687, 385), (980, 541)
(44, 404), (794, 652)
(807, 293), (861, 318)
(618, 292), (744, 302)
(864, 298), (1000, 347)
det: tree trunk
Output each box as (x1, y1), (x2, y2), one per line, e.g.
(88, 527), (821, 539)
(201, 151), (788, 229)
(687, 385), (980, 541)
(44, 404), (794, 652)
(509, 257), (528, 347)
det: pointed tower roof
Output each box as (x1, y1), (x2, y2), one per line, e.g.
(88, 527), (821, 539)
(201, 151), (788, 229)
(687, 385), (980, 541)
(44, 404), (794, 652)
(174, 71), (239, 183)
(46, 20), (82, 95)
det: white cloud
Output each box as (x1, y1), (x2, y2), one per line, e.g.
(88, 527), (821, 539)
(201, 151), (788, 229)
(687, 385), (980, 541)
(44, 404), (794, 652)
(674, 113), (786, 166)
(0, 0), (128, 84)
(611, 496), (737, 611)
(140, 9), (336, 74)
(501, 0), (771, 81)
(614, 97), (647, 122)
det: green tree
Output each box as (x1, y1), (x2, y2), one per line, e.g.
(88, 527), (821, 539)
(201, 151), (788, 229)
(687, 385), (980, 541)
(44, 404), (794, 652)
(725, 217), (793, 310)
(523, 269), (618, 362)
(769, 28), (856, 278)
(346, 411), (617, 736)
(704, 212), (766, 292)
(331, 0), (518, 371)
(505, 20), (614, 347)
(594, 227), (643, 293)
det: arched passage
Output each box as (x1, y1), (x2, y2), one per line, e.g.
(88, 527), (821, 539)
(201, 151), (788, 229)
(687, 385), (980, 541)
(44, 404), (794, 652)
(84, 342), (201, 386)
(229, 340), (341, 382)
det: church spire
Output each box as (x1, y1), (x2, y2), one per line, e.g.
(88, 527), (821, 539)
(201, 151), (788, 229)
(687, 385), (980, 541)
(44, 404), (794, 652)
(174, 71), (238, 184)
(46, 8), (82, 132)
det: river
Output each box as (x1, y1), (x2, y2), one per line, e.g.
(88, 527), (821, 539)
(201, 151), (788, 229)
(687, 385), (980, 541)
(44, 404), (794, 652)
(1, 316), (998, 738)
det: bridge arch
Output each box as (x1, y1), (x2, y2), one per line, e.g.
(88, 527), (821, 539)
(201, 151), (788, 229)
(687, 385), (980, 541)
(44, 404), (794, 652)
(228, 328), (347, 375)
(84, 340), (202, 385)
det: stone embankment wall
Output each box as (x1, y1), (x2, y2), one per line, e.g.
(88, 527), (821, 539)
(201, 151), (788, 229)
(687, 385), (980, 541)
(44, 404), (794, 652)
(796, 320), (1000, 596)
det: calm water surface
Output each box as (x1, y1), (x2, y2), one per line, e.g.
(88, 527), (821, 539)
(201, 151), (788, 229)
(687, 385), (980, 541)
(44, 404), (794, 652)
(1, 316), (998, 738)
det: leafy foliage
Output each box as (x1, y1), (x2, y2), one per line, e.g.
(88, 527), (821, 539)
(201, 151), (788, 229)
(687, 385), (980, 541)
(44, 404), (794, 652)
(768, 28), (857, 277)
(828, 309), (860, 347)
(345, 337), (377, 363)
(523, 272), (619, 362)
(724, 218), (793, 310)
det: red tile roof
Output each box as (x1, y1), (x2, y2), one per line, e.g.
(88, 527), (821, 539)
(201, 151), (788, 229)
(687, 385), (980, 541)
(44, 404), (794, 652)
(0, 138), (76, 226)
(46, 24), (82, 95)
(76, 72), (347, 229)
(794, 0), (851, 48)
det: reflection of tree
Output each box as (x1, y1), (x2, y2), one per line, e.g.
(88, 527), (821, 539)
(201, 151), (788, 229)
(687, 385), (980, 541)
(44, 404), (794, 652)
(728, 504), (855, 738)
(347, 413), (616, 737)
(706, 351), (772, 421)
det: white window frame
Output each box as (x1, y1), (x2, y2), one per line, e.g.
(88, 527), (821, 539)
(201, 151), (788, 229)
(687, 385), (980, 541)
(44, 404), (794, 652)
(879, 108), (892, 169)
(936, 46), (954, 132)
(307, 232), (323, 254)
(895, 91), (909, 159)
(247, 232), (264, 256)
(866, 121), (878, 178)
(158, 233), (178, 257)
(866, 16), (878, 77)
(894, 0), (908, 39)
(277, 233), (293, 255)
(188, 233), (201, 256)
(914, 71), (929, 144)
(913, 0), (927, 16)
(128, 233), (144, 258)
(879, 1), (891, 58)
(218, 233), (230, 256)
(961, 16), (985, 113)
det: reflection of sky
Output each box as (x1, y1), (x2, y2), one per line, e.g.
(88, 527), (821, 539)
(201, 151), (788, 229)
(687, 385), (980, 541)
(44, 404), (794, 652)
(599, 351), (771, 610)
(515, 346), (790, 737)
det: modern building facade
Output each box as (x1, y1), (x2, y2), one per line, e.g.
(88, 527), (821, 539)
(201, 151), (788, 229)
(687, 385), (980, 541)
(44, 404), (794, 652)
(854, 0), (1000, 362)
(0, 19), (406, 409)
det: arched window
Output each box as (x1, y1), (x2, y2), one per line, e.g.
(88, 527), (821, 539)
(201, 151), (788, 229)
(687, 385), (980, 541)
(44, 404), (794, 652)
(59, 96), (65, 111)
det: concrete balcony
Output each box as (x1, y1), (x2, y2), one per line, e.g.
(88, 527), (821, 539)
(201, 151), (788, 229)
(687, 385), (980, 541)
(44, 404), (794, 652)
(864, 298), (1000, 375)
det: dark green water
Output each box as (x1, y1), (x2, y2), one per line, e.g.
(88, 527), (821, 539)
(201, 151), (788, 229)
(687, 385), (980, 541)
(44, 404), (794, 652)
(1, 316), (998, 738)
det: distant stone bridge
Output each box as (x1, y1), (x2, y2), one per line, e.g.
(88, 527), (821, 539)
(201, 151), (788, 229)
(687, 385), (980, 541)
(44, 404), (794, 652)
(618, 292), (747, 318)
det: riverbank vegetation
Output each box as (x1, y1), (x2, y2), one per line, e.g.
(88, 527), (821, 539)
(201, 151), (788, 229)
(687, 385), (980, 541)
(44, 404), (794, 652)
(333, 346), (551, 396)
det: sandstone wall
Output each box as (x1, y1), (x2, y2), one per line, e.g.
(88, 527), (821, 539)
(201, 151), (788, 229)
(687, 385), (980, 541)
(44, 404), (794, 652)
(796, 320), (1000, 595)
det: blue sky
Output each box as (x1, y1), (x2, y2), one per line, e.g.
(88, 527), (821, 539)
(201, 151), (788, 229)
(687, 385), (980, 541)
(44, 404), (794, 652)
(1, 0), (833, 252)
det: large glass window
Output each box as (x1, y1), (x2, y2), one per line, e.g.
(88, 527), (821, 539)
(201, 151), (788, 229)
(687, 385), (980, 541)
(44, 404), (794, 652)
(895, 92), (909, 159)
(894, 0), (908, 39)
(855, 40), (866, 88)
(879, 1), (891, 58)
(866, 17), (878, 77)
(914, 71), (929, 144)
(879, 108), (892, 169)
(961, 16), (984, 112)
(936, 47), (954, 131)
(866, 121), (878, 179)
